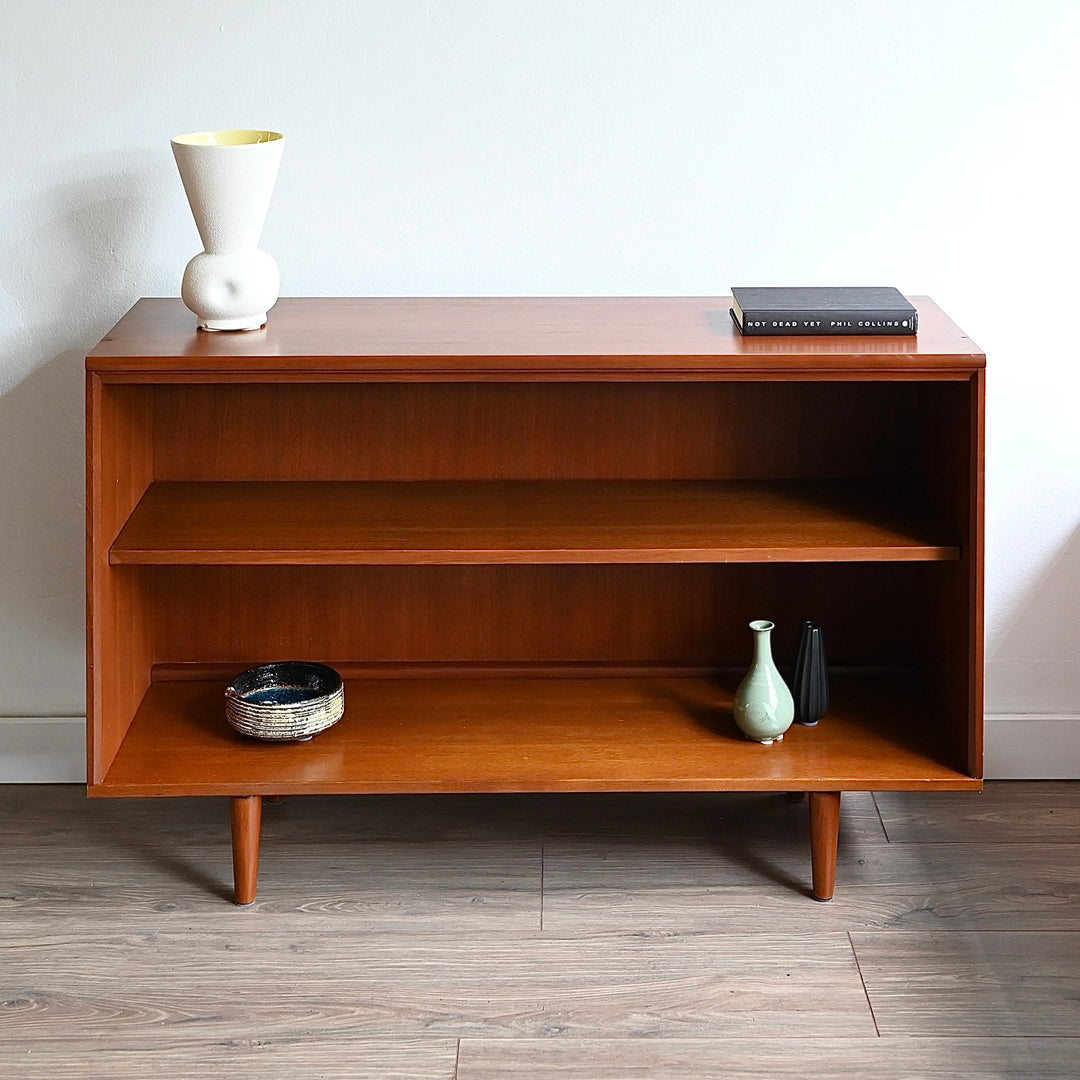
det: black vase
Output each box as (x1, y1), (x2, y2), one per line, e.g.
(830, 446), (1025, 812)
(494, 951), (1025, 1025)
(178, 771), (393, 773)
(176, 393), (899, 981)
(792, 621), (829, 726)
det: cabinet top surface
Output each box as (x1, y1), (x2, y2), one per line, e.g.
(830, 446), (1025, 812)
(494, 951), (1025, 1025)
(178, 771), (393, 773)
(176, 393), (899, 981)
(87, 296), (984, 378)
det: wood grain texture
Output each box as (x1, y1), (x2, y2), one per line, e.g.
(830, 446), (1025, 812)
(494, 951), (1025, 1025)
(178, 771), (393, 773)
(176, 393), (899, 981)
(875, 782), (1080, 843)
(456, 1037), (1080, 1079)
(84, 378), (154, 785)
(852, 931), (1080, 1036)
(0, 929), (874, 1041)
(86, 296), (985, 377)
(3, 784), (1079, 1076)
(0, 1037), (458, 1080)
(230, 794), (261, 904)
(0, 842), (543, 928)
(541, 839), (1080, 933)
(92, 673), (976, 796)
(146, 381), (931, 483)
(0, 785), (879, 845)
(9, 786), (1078, 931)
(146, 381), (930, 483)
(110, 479), (959, 565)
(917, 370), (985, 777)
(145, 562), (940, 672)
(809, 789), (841, 900)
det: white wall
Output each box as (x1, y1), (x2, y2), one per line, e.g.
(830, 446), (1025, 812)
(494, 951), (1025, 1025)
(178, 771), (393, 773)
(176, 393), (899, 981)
(2, 0), (1078, 779)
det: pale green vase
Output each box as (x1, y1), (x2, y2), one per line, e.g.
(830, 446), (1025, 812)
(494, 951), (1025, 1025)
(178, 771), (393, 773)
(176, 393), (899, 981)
(733, 619), (795, 745)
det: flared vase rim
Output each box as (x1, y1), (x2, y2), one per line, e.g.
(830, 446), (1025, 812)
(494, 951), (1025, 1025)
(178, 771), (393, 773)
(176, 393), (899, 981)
(172, 130), (284, 148)
(748, 619), (775, 633)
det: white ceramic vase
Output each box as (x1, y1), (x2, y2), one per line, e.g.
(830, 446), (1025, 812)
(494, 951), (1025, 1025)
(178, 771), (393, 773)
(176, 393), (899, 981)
(171, 129), (284, 331)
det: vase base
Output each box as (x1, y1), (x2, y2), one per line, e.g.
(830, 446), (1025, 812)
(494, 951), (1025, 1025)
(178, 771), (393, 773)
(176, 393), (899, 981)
(198, 314), (268, 332)
(752, 732), (784, 745)
(796, 719), (819, 727)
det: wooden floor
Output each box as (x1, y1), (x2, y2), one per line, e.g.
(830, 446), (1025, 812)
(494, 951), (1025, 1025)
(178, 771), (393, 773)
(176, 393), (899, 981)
(2, 783), (1079, 1078)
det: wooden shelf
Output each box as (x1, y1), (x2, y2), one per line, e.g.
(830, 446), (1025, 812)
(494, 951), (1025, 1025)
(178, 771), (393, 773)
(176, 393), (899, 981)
(110, 479), (960, 565)
(92, 670), (978, 798)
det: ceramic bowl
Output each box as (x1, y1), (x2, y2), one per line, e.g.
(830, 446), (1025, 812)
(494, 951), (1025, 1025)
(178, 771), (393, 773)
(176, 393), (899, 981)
(225, 661), (344, 741)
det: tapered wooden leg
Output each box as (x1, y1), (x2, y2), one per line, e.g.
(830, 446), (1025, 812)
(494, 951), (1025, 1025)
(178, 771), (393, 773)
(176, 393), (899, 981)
(808, 790), (841, 901)
(230, 795), (263, 905)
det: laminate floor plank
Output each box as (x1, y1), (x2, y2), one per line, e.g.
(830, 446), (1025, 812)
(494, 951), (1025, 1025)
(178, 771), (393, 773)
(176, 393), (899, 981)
(3, 783), (1080, 1077)
(0, 787), (884, 846)
(542, 840), (1080, 932)
(456, 1037), (1080, 1079)
(0, 1037), (458, 1080)
(2, 789), (884, 923)
(874, 781), (1080, 843)
(0, 930), (874, 1041)
(851, 931), (1080, 1036)
(1, 841), (542, 929)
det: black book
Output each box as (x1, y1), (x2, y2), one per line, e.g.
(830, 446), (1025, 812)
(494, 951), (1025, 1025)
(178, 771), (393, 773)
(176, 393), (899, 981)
(730, 286), (918, 336)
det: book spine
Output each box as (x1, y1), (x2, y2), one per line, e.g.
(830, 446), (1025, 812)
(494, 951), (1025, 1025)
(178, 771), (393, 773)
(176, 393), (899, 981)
(738, 311), (918, 335)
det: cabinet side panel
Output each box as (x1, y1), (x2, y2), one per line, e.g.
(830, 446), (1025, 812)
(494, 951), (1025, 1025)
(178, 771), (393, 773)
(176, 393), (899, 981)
(968, 370), (985, 776)
(917, 376), (984, 778)
(86, 378), (154, 786)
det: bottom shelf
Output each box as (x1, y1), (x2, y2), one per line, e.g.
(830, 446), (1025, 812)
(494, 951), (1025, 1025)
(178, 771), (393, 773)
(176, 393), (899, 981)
(93, 670), (979, 796)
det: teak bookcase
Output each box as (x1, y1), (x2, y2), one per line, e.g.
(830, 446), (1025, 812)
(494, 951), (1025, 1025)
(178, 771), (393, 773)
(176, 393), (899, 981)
(86, 297), (985, 904)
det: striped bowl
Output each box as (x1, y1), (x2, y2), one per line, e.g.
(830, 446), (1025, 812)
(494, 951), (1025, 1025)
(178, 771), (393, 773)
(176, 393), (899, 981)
(225, 661), (344, 741)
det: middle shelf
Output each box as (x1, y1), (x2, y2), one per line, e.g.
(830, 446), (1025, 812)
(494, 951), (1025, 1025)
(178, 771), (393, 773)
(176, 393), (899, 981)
(110, 479), (960, 565)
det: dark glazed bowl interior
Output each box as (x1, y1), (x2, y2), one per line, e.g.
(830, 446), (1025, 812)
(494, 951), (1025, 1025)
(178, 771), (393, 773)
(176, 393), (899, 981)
(228, 661), (343, 707)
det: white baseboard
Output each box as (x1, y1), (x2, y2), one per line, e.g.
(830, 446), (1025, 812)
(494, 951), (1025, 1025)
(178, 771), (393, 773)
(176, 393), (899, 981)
(0, 717), (85, 783)
(983, 714), (1080, 779)
(1, 715), (1078, 784)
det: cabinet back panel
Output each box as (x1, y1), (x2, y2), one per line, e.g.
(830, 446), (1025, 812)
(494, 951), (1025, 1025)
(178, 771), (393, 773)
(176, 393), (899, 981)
(148, 563), (936, 671)
(151, 382), (925, 482)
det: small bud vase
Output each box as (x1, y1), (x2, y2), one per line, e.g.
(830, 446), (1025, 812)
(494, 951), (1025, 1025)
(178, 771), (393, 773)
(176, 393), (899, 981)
(733, 619), (794, 745)
(171, 129), (284, 331)
(792, 620), (829, 726)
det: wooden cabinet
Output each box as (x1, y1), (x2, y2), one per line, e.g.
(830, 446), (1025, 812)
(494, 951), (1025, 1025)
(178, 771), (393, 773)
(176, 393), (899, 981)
(86, 297), (985, 903)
